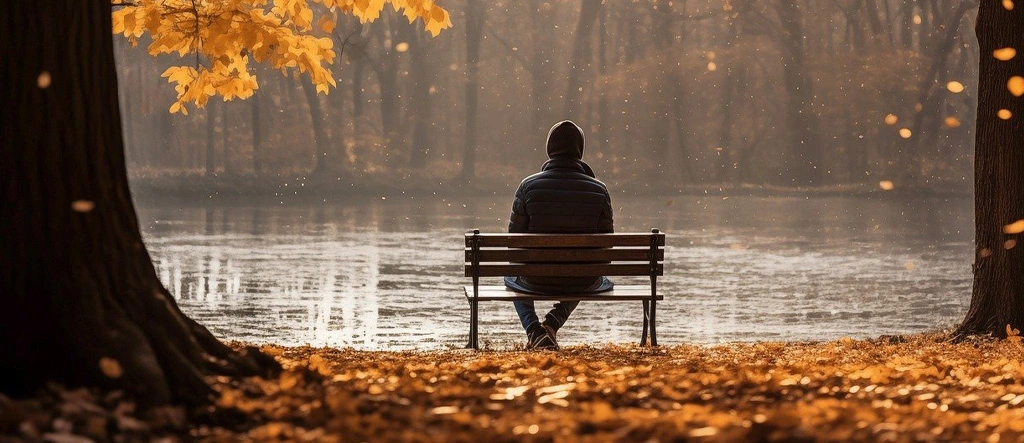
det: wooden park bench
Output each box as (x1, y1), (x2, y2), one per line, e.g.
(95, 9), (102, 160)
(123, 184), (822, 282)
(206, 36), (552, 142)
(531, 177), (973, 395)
(463, 229), (665, 349)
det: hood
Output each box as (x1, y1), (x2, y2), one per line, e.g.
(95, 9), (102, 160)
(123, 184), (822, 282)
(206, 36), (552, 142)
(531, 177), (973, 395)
(546, 120), (585, 160)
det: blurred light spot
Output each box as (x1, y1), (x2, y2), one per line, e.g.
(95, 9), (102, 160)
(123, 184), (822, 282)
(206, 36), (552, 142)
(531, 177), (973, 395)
(993, 47), (1017, 61)
(899, 128), (912, 139)
(944, 117), (961, 128)
(884, 114), (898, 125)
(946, 81), (965, 93)
(913, 15), (922, 24)
(998, 109), (1013, 120)
(707, 62), (717, 71)
(914, 103), (923, 112)
(99, 357), (123, 378)
(37, 71), (51, 89)
(1005, 239), (1018, 250)
(1003, 0), (1014, 10)
(394, 42), (409, 52)
(1004, 219), (1024, 234)
(1008, 76), (1024, 97)
(690, 426), (719, 437)
(879, 180), (895, 191)
(979, 248), (992, 258)
(72, 200), (95, 213)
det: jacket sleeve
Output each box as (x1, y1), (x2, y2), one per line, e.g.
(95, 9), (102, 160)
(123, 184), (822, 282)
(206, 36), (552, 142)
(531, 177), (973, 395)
(508, 185), (529, 233)
(599, 190), (614, 233)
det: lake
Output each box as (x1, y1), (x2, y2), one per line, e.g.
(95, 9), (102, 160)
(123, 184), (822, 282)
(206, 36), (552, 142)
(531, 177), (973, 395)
(136, 193), (974, 350)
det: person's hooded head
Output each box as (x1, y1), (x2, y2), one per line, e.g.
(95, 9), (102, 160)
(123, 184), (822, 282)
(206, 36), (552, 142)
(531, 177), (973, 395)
(546, 120), (585, 160)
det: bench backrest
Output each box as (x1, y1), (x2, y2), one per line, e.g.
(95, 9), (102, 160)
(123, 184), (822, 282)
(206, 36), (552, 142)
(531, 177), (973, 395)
(464, 230), (665, 278)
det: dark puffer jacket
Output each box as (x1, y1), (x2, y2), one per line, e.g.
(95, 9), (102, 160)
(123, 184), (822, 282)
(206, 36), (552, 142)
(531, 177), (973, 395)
(506, 121), (613, 292)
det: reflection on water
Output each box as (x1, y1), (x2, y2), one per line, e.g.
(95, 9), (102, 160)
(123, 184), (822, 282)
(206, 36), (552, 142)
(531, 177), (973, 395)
(137, 195), (974, 350)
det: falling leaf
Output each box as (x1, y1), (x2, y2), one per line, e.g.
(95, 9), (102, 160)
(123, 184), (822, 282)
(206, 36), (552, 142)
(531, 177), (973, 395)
(899, 128), (912, 139)
(707, 62), (717, 71)
(99, 357), (123, 378)
(72, 200), (95, 213)
(879, 180), (895, 191)
(1005, 220), (1024, 234)
(884, 114), (898, 125)
(1009, 76), (1024, 97)
(1005, 239), (1018, 250)
(979, 248), (992, 258)
(946, 81), (965, 93)
(395, 42), (409, 52)
(997, 109), (1013, 120)
(37, 71), (51, 89)
(1003, 0), (1014, 10)
(993, 47), (1017, 61)
(944, 117), (961, 128)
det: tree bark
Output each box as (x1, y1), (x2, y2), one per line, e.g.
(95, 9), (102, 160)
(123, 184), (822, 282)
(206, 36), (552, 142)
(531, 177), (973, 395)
(0, 0), (278, 405)
(955, 2), (1024, 338)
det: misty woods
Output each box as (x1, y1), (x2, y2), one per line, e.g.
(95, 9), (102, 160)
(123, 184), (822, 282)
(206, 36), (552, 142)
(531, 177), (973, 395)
(114, 0), (978, 191)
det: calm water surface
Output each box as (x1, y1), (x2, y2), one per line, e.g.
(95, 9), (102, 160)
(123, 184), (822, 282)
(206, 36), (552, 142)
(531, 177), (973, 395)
(136, 194), (974, 349)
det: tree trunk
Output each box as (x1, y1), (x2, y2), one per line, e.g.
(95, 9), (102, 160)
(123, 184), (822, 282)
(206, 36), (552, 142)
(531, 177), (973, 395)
(776, 0), (823, 185)
(251, 93), (263, 175)
(596, 3), (609, 155)
(0, 0), (278, 405)
(407, 28), (432, 168)
(563, 0), (602, 118)
(462, 0), (484, 180)
(955, 2), (1024, 338)
(221, 100), (232, 175)
(301, 78), (331, 175)
(206, 99), (217, 177)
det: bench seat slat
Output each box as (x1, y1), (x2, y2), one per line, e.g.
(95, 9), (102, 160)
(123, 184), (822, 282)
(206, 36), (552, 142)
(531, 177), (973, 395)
(465, 263), (663, 277)
(466, 233), (665, 248)
(464, 285), (662, 301)
(466, 248), (664, 263)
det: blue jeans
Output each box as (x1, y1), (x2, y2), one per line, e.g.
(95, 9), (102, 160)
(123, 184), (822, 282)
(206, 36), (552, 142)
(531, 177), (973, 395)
(505, 276), (613, 333)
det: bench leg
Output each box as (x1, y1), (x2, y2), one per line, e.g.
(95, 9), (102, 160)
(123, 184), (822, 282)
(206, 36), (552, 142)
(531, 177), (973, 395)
(472, 300), (480, 350)
(641, 300), (649, 346)
(466, 299), (479, 349)
(649, 298), (658, 346)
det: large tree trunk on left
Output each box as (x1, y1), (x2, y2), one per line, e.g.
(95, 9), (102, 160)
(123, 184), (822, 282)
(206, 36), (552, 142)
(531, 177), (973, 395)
(0, 0), (278, 406)
(955, 2), (1024, 338)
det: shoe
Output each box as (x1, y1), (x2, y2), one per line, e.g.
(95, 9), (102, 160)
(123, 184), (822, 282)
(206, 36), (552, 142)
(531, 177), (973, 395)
(541, 324), (559, 349)
(527, 330), (559, 351)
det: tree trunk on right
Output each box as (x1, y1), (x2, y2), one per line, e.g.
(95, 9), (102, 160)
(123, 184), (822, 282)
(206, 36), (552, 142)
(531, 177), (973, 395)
(956, 3), (1024, 338)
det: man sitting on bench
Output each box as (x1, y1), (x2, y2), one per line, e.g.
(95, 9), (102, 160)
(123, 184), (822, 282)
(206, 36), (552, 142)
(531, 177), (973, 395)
(504, 120), (614, 350)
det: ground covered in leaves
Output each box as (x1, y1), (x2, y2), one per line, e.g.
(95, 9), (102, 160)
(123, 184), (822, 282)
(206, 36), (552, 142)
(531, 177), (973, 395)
(3, 333), (1023, 442)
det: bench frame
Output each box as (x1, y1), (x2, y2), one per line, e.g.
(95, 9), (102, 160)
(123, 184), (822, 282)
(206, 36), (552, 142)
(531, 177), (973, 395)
(464, 229), (665, 349)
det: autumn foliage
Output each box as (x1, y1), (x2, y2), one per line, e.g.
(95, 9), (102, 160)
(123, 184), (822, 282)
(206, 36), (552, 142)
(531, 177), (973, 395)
(5, 334), (1023, 441)
(112, 0), (451, 114)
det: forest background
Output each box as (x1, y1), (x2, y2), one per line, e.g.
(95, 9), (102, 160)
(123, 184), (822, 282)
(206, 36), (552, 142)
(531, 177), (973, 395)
(115, 0), (980, 196)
